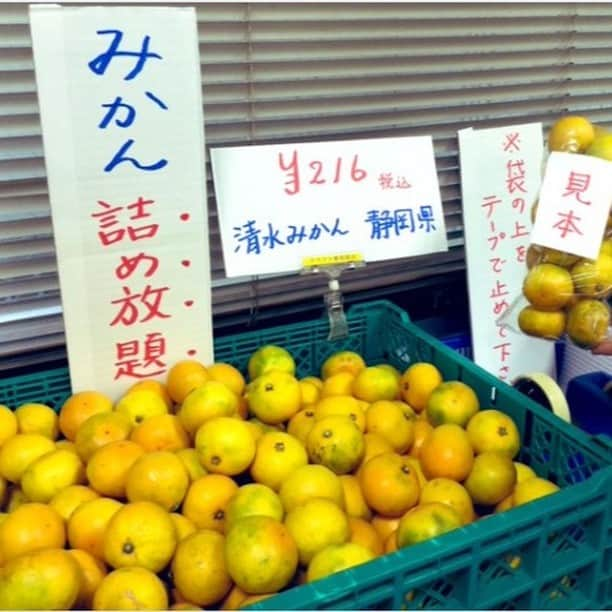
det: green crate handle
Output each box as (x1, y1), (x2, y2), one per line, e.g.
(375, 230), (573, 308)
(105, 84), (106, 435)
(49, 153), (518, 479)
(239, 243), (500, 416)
(592, 433), (612, 453)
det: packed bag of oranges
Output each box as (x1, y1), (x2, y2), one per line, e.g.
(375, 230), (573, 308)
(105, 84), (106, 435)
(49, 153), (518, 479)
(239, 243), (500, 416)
(0, 346), (562, 610)
(499, 116), (612, 350)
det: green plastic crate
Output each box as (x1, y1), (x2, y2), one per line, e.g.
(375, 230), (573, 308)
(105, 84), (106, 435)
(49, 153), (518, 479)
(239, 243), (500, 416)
(1, 300), (611, 610)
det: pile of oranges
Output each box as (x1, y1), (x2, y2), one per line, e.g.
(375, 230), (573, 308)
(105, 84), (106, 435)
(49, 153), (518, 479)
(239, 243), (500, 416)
(0, 347), (560, 610)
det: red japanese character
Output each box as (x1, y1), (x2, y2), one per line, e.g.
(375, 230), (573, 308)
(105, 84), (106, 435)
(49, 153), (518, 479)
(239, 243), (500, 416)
(498, 365), (510, 380)
(515, 245), (527, 263)
(115, 252), (159, 280)
(378, 172), (394, 189)
(92, 197), (158, 247)
(497, 323), (508, 338)
(506, 159), (527, 194)
(493, 300), (510, 316)
(481, 195), (502, 219)
(110, 284), (170, 327)
(512, 197), (526, 215)
(92, 200), (123, 228)
(553, 209), (583, 238)
(114, 332), (167, 379)
(493, 342), (511, 362)
(126, 196), (156, 219)
(562, 171), (592, 205)
(490, 257), (507, 274)
(126, 224), (159, 242)
(279, 149), (300, 196)
(490, 279), (509, 298)
(488, 221), (507, 251)
(510, 220), (529, 239)
(502, 132), (520, 153)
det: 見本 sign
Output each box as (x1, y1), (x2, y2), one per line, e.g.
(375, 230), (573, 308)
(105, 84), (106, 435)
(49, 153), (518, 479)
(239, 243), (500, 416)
(459, 124), (556, 381)
(530, 152), (612, 260)
(30, 5), (213, 398)
(211, 137), (448, 277)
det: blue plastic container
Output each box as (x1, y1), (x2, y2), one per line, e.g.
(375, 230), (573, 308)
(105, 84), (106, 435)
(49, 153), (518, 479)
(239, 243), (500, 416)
(566, 371), (612, 436)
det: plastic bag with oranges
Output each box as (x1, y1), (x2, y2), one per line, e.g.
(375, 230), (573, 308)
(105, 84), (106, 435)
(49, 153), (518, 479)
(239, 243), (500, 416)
(499, 116), (612, 351)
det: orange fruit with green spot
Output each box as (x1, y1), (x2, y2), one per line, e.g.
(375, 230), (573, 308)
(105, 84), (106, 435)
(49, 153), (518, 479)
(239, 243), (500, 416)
(285, 497), (349, 564)
(225, 483), (284, 532)
(247, 371), (302, 425)
(225, 515), (298, 594)
(247, 345), (296, 380)
(279, 464), (344, 513)
(172, 529), (233, 606)
(426, 381), (480, 428)
(306, 542), (375, 583)
(397, 502), (462, 548)
(464, 452), (517, 506)
(352, 366), (400, 403)
(419, 478), (474, 525)
(306, 415), (365, 475)
(321, 350), (366, 379)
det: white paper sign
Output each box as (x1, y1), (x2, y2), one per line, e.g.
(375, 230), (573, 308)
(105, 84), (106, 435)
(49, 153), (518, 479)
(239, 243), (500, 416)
(530, 151), (612, 260)
(30, 5), (213, 399)
(211, 137), (448, 277)
(459, 123), (556, 382)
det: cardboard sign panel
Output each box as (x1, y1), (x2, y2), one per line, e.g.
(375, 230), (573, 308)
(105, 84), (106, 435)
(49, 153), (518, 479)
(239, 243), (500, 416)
(30, 5), (213, 398)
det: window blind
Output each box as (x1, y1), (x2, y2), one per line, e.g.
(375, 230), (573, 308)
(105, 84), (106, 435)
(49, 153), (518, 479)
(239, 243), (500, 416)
(1, 2), (612, 365)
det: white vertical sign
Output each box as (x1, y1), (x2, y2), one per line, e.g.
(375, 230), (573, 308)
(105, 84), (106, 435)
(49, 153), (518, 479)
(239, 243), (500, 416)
(30, 5), (213, 399)
(459, 124), (556, 382)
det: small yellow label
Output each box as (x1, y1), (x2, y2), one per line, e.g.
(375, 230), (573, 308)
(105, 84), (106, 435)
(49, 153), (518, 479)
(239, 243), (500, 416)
(302, 252), (364, 268)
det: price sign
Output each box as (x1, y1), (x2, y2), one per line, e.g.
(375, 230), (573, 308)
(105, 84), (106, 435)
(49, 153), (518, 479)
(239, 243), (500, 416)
(211, 136), (448, 277)
(30, 5), (213, 398)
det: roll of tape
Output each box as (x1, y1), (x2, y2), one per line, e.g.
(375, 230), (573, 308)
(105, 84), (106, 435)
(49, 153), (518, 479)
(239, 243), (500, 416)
(512, 372), (571, 423)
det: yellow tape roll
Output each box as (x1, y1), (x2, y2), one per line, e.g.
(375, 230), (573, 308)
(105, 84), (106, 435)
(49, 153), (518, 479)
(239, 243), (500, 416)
(512, 372), (571, 423)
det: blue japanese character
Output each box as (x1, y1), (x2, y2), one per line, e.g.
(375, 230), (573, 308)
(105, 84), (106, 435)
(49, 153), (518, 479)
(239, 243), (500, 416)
(365, 209), (416, 239)
(145, 91), (168, 110)
(418, 205), (436, 232)
(89, 30), (162, 80)
(104, 139), (168, 173)
(99, 97), (136, 129)
(365, 210), (394, 239)
(309, 224), (323, 240)
(233, 220), (261, 254)
(320, 218), (349, 237)
(286, 225), (307, 244)
(99, 92), (168, 130)
(262, 223), (284, 249)
(394, 209), (415, 233)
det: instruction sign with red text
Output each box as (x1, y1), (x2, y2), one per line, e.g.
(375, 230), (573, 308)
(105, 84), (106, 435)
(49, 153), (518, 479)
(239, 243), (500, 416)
(459, 124), (556, 381)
